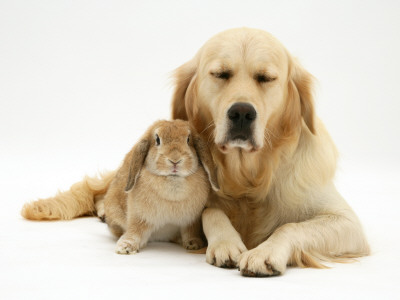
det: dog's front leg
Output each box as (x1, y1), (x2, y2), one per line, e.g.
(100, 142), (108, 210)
(237, 212), (370, 277)
(202, 208), (247, 268)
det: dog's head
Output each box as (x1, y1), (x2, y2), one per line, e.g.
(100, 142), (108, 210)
(172, 28), (315, 154)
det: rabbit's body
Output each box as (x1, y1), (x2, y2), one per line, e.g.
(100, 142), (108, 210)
(130, 168), (209, 226)
(105, 167), (209, 245)
(103, 120), (219, 254)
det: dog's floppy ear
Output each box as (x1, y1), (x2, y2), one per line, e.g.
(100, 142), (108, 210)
(192, 133), (220, 191)
(125, 139), (150, 192)
(171, 58), (198, 121)
(289, 58), (316, 134)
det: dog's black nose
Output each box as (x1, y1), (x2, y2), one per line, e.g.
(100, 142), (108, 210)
(227, 102), (256, 127)
(227, 102), (256, 140)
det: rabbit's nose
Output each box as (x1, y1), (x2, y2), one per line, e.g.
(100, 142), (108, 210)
(168, 159), (182, 166)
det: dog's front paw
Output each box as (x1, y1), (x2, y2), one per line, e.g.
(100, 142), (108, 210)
(183, 237), (205, 250)
(115, 239), (139, 255)
(238, 246), (286, 277)
(206, 239), (247, 268)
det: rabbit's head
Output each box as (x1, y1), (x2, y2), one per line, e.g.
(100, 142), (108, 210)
(125, 120), (219, 192)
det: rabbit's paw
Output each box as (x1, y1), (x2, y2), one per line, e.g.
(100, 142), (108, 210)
(115, 239), (139, 255)
(183, 237), (205, 250)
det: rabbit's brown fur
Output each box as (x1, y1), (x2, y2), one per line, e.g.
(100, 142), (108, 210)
(102, 120), (219, 254)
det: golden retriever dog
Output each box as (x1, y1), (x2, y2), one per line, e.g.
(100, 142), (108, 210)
(21, 28), (369, 277)
(171, 28), (369, 276)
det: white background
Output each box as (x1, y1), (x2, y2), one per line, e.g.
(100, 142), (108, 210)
(1, 0), (399, 299)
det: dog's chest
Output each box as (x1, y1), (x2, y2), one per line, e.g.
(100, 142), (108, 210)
(209, 193), (279, 248)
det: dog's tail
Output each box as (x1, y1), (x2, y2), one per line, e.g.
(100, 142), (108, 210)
(21, 171), (116, 221)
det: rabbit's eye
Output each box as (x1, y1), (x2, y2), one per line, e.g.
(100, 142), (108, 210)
(187, 135), (190, 144)
(155, 134), (160, 146)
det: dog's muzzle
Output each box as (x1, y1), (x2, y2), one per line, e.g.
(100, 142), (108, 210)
(227, 102), (256, 141)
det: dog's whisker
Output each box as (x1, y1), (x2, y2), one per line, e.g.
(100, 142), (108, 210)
(207, 133), (215, 146)
(263, 129), (273, 150)
(200, 121), (215, 134)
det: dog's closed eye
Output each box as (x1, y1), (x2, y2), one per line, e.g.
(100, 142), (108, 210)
(254, 73), (276, 83)
(211, 70), (232, 80)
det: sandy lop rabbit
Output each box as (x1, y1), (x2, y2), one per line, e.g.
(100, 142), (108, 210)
(103, 120), (219, 254)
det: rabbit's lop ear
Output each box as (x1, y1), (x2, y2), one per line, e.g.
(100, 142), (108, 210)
(125, 139), (150, 192)
(193, 135), (220, 191)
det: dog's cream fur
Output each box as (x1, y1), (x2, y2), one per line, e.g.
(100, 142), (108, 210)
(21, 28), (369, 277)
(171, 28), (369, 276)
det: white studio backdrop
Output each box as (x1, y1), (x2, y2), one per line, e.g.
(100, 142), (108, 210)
(1, 1), (399, 299)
